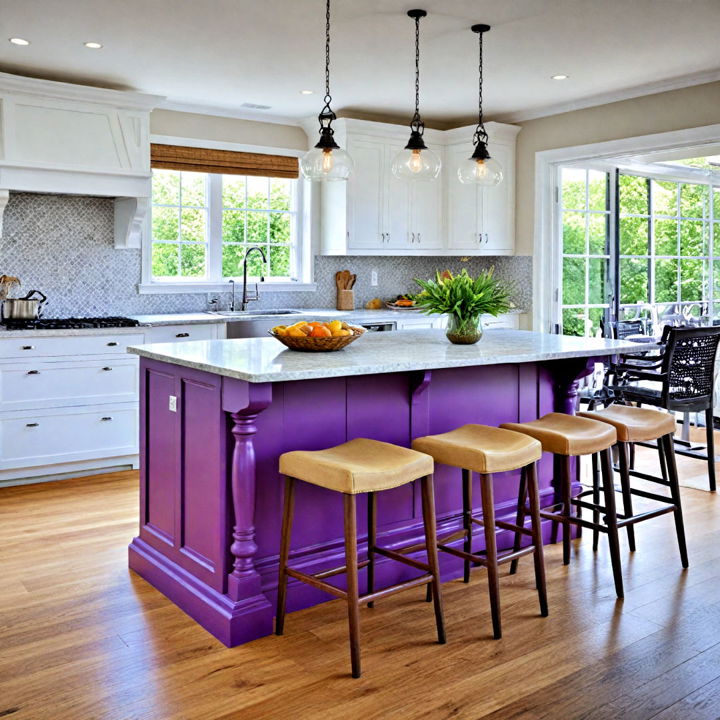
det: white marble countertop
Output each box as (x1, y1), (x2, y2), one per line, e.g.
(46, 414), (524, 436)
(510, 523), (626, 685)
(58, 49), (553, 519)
(0, 308), (525, 336)
(128, 329), (654, 384)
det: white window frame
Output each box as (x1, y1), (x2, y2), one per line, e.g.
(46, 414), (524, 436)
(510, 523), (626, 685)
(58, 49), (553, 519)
(533, 123), (720, 332)
(139, 136), (315, 294)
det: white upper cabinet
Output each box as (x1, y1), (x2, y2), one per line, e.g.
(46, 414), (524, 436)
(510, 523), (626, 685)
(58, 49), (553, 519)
(304, 118), (518, 256)
(445, 125), (518, 255)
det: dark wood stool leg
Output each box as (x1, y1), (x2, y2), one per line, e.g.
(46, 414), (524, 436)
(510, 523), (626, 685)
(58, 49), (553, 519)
(705, 407), (716, 493)
(275, 476), (295, 636)
(561, 455), (572, 566)
(367, 491), (377, 608)
(480, 473), (502, 639)
(509, 466), (528, 576)
(550, 456), (560, 545)
(462, 468), (473, 583)
(343, 493), (361, 678)
(662, 434), (689, 568)
(617, 442), (636, 552)
(599, 448), (624, 599)
(591, 452), (600, 552)
(526, 462), (549, 617)
(420, 474), (447, 644)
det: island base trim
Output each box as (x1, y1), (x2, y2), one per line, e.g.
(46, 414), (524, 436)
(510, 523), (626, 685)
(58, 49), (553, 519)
(128, 537), (273, 646)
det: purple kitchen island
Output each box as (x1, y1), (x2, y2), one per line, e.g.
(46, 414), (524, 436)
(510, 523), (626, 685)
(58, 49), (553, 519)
(127, 329), (647, 647)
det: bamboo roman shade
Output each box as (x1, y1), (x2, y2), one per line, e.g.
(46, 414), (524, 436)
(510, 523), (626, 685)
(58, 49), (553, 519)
(150, 144), (299, 179)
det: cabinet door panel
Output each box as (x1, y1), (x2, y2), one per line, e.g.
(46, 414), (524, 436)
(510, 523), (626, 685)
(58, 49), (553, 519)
(385, 143), (410, 249)
(446, 146), (480, 250)
(482, 143), (514, 253)
(410, 180), (443, 250)
(347, 139), (384, 249)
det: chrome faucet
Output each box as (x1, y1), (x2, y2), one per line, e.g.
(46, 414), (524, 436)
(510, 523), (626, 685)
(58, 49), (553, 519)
(239, 246), (268, 312)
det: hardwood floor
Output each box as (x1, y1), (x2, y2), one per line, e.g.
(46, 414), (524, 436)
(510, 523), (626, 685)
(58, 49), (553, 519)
(2, 439), (720, 720)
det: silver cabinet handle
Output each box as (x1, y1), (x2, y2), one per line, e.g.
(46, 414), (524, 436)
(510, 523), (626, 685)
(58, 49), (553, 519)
(386, 233), (390, 242)
(22, 345), (34, 350)
(411, 232), (416, 243)
(102, 366), (112, 371)
(26, 422), (39, 428)
(27, 370), (40, 375)
(381, 232), (386, 243)
(100, 416), (113, 422)
(417, 233), (421, 243)
(175, 332), (190, 338)
(107, 341), (119, 347)
(484, 233), (489, 244)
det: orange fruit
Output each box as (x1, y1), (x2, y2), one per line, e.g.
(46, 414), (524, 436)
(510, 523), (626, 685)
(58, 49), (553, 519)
(310, 325), (332, 338)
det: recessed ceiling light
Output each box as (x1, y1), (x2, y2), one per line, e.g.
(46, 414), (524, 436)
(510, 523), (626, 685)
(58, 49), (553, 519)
(551, 74), (569, 80)
(300, 89), (314, 95)
(84, 41), (103, 49)
(9, 37), (30, 46)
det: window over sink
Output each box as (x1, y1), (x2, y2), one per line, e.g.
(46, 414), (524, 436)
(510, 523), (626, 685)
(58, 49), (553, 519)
(141, 143), (310, 293)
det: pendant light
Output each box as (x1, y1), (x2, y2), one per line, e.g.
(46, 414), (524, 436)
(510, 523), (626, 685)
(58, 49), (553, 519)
(391, 9), (441, 181)
(300, 0), (353, 182)
(458, 24), (503, 186)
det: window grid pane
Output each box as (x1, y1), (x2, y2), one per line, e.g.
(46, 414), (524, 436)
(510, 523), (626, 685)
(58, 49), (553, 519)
(151, 169), (298, 283)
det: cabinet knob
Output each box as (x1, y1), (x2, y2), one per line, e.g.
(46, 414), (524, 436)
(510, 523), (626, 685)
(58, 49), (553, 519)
(107, 341), (119, 347)
(26, 422), (39, 428)
(27, 370), (40, 375)
(175, 332), (190, 338)
(21, 345), (34, 350)
(102, 366), (113, 371)
(100, 416), (113, 422)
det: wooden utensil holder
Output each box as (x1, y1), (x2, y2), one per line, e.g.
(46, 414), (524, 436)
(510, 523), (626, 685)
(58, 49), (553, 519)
(337, 289), (355, 311)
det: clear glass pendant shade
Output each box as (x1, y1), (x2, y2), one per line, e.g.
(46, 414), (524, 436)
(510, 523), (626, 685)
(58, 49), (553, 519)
(300, 146), (354, 182)
(391, 146), (441, 181)
(458, 155), (503, 186)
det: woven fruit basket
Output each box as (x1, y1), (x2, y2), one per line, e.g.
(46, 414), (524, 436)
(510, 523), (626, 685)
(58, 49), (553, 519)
(269, 326), (366, 352)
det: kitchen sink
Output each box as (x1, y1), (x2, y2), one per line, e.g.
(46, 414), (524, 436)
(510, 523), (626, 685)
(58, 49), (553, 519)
(207, 309), (302, 317)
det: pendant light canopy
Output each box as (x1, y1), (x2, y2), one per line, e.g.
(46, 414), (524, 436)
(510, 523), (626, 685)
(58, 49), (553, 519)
(391, 9), (441, 182)
(458, 24), (503, 187)
(300, 0), (353, 182)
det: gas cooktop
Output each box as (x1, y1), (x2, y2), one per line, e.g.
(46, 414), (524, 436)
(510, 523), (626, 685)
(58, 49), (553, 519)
(2, 316), (141, 330)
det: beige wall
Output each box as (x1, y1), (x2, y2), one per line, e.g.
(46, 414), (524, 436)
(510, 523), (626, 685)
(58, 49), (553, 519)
(515, 80), (720, 255)
(150, 109), (308, 151)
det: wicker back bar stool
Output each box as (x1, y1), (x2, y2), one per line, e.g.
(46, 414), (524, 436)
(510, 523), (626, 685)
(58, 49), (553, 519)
(275, 438), (446, 679)
(610, 325), (720, 491)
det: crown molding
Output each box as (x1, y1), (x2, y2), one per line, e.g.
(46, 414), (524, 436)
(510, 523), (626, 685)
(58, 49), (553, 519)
(0, 71), (164, 111)
(157, 100), (301, 127)
(494, 68), (720, 124)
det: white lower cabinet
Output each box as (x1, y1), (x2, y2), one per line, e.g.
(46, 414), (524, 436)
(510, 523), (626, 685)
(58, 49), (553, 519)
(0, 322), (220, 486)
(0, 404), (137, 469)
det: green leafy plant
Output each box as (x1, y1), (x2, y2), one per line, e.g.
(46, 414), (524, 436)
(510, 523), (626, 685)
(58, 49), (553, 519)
(414, 268), (511, 320)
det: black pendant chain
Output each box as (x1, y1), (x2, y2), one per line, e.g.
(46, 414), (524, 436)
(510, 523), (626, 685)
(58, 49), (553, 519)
(408, 9), (426, 137)
(315, 0), (338, 148)
(471, 24), (491, 148)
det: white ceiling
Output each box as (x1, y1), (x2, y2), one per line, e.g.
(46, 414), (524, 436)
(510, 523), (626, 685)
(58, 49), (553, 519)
(1, 0), (719, 127)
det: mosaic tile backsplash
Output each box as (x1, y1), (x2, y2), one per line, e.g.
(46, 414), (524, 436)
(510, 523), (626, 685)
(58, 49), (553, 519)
(1, 193), (532, 318)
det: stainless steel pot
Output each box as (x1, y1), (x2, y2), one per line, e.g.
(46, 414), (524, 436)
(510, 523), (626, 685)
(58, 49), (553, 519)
(2, 290), (47, 320)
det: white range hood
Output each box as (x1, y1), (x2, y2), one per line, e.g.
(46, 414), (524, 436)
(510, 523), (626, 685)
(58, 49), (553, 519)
(0, 72), (164, 247)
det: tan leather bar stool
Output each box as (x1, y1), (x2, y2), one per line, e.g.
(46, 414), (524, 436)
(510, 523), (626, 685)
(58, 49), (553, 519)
(500, 413), (627, 596)
(276, 438), (446, 679)
(577, 405), (688, 569)
(412, 424), (547, 640)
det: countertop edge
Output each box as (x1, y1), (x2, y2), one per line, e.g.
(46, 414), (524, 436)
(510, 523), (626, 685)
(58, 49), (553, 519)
(128, 334), (656, 384)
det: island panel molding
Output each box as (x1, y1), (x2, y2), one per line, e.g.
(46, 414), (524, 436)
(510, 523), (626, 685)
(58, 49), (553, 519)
(128, 331), (649, 647)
